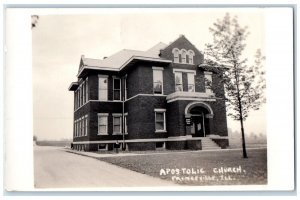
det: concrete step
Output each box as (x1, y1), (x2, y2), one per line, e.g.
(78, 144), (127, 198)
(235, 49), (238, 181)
(201, 138), (221, 150)
(202, 146), (221, 149)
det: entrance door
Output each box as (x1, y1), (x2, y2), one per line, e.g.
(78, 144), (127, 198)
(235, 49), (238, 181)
(192, 116), (204, 137)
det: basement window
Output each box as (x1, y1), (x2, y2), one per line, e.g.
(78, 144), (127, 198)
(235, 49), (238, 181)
(156, 142), (165, 149)
(98, 144), (107, 150)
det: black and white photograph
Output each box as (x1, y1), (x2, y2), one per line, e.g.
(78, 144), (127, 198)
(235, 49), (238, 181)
(31, 8), (268, 188)
(4, 6), (295, 193)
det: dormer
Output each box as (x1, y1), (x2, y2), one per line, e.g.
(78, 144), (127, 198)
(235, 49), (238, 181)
(160, 34), (204, 65)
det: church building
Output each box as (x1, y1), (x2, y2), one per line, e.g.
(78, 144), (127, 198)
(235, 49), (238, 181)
(68, 35), (229, 151)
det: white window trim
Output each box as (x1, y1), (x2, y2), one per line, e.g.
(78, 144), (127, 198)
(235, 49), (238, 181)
(187, 50), (195, 64)
(98, 76), (108, 101)
(172, 48), (180, 63)
(154, 108), (166, 112)
(112, 113), (122, 117)
(74, 120), (76, 137)
(81, 117), (84, 137)
(124, 76), (127, 100)
(152, 66), (164, 70)
(155, 109), (166, 132)
(187, 72), (196, 92)
(173, 69), (196, 74)
(174, 71), (183, 92)
(113, 113), (122, 135)
(98, 144), (108, 151)
(85, 115), (88, 136)
(83, 81), (86, 104)
(77, 119), (79, 137)
(124, 113), (128, 135)
(113, 77), (122, 101)
(79, 85), (82, 107)
(98, 113), (108, 135)
(153, 68), (164, 95)
(204, 71), (213, 94)
(180, 49), (187, 64)
(85, 78), (89, 102)
(78, 118), (80, 137)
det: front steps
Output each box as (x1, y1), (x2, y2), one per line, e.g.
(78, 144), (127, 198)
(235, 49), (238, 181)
(201, 137), (221, 150)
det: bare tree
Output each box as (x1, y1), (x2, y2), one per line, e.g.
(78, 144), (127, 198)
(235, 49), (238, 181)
(204, 13), (266, 158)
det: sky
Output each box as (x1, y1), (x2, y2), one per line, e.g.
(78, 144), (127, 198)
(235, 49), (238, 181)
(32, 8), (266, 140)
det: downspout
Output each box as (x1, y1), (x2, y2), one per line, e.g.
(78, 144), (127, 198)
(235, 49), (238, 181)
(122, 76), (125, 150)
(202, 112), (206, 137)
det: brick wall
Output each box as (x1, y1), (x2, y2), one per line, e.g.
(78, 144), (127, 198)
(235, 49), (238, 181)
(125, 95), (166, 140)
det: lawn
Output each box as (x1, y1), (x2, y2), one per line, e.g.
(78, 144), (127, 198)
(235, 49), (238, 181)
(98, 148), (267, 186)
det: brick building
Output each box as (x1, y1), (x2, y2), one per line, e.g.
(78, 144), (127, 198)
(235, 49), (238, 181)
(68, 35), (229, 151)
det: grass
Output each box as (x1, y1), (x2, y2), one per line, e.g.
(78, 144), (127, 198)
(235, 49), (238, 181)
(98, 148), (267, 186)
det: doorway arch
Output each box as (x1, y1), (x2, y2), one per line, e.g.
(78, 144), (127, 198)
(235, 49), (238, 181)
(185, 102), (214, 137)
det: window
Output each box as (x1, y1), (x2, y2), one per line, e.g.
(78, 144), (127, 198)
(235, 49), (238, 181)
(156, 142), (165, 149)
(98, 76), (108, 101)
(181, 49), (187, 64)
(153, 68), (163, 94)
(82, 117), (85, 136)
(76, 120), (78, 137)
(172, 48), (180, 63)
(155, 109), (166, 132)
(82, 82), (85, 104)
(79, 86), (81, 107)
(113, 114), (122, 134)
(124, 114), (128, 134)
(187, 73), (195, 92)
(98, 114), (108, 135)
(74, 120), (77, 137)
(74, 91), (77, 109)
(98, 144), (107, 150)
(85, 115), (88, 136)
(76, 90), (79, 109)
(113, 78), (121, 100)
(124, 77), (128, 100)
(78, 118), (81, 137)
(204, 71), (213, 94)
(188, 50), (195, 64)
(80, 86), (83, 106)
(174, 72), (183, 92)
(85, 78), (89, 102)
(81, 117), (85, 136)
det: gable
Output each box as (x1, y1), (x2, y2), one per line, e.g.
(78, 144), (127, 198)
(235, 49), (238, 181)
(160, 35), (204, 65)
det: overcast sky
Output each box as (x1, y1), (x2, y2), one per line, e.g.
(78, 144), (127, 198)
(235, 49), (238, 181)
(32, 8), (266, 140)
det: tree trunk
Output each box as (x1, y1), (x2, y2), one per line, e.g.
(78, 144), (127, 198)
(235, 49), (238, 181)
(240, 119), (248, 158)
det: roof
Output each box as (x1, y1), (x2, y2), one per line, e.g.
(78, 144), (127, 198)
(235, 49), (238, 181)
(81, 42), (169, 70)
(68, 82), (79, 91)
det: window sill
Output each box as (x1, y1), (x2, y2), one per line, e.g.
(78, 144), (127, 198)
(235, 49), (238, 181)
(97, 133), (108, 135)
(112, 133), (123, 135)
(155, 130), (167, 133)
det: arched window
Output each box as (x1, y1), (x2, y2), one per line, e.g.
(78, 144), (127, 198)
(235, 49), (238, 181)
(187, 50), (195, 64)
(181, 49), (187, 64)
(172, 48), (180, 63)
